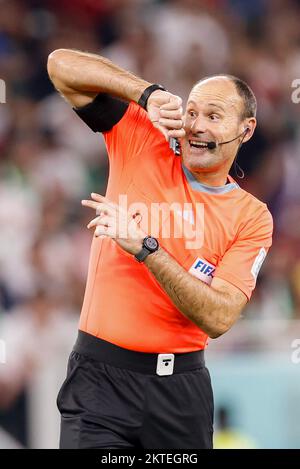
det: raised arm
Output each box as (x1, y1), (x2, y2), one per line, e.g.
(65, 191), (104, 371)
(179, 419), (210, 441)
(47, 48), (152, 108)
(47, 48), (185, 139)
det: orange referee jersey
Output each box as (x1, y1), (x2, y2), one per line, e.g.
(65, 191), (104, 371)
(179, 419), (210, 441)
(78, 102), (273, 353)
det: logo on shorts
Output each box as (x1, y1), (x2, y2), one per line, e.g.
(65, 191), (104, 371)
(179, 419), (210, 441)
(188, 257), (215, 285)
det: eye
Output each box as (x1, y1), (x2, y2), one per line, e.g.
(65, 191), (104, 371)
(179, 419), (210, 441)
(209, 113), (220, 121)
(188, 110), (197, 118)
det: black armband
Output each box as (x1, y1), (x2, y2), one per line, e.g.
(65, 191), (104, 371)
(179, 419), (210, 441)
(73, 93), (129, 132)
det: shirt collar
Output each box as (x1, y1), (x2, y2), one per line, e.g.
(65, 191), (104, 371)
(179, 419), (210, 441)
(182, 164), (239, 194)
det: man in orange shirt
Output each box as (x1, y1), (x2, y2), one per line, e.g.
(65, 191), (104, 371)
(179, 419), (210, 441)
(47, 49), (273, 449)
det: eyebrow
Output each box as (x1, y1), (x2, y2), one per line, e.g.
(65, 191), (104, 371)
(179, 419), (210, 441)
(187, 100), (225, 112)
(207, 103), (225, 112)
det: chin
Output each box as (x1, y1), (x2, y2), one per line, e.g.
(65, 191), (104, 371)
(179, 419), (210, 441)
(183, 153), (215, 172)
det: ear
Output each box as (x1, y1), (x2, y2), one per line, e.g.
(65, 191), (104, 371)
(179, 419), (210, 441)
(242, 117), (256, 143)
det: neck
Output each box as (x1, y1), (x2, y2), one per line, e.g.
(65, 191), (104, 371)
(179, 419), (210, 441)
(188, 168), (229, 187)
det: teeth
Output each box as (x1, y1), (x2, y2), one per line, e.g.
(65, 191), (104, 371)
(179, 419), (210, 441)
(189, 140), (208, 148)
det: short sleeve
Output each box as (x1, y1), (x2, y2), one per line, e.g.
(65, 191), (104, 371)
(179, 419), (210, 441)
(103, 101), (163, 166)
(214, 206), (273, 300)
(74, 96), (162, 170)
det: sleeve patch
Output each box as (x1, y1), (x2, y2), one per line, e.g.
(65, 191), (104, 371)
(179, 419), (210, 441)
(251, 247), (267, 280)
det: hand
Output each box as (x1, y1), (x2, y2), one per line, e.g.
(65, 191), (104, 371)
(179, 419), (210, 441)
(146, 90), (185, 141)
(81, 193), (146, 256)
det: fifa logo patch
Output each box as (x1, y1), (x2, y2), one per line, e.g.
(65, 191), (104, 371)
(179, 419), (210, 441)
(188, 257), (215, 285)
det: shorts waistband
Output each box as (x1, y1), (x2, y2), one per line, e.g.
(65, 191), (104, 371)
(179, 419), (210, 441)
(73, 331), (205, 375)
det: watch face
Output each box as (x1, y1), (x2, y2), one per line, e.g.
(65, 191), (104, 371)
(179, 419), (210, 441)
(144, 237), (158, 251)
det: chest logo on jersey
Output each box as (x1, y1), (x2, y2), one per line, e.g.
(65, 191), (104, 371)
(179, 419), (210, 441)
(188, 257), (215, 285)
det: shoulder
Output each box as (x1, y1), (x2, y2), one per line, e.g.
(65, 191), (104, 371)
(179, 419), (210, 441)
(228, 175), (273, 223)
(241, 187), (272, 217)
(236, 187), (273, 238)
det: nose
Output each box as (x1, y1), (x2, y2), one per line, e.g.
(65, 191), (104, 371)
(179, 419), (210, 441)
(189, 116), (208, 135)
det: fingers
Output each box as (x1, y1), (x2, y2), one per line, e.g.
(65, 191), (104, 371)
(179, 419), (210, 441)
(158, 98), (184, 136)
(90, 192), (104, 201)
(81, 199), (104, 211)
(87, 214), (112, 229)
(87, 214), (116, 238)
(81, 200), (114, 217)
(87, 215), (102, 229)
(159, 107), (183, 119)
(151, 122), (185, 142)
(95, 224), (115, 238)
(97, 215), (113, 227)
(82, 194), (118, 238)
(81, 194), (116, 217)
(91, 193), (117, 211)
(160, 95), (182, 111)
(81, 193), (115, 208)
(167, 128), (186, 138)
(158, 117), (183, 130)
(147, 91), (183, 141)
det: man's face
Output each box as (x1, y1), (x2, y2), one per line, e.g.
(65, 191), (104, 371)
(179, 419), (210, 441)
(181, 77), (246, 174)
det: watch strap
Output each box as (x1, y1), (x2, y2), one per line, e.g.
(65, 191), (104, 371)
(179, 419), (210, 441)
(138, 84), (167, 110)
(135, 246), (153, 263)
(134, 236), (159, 263)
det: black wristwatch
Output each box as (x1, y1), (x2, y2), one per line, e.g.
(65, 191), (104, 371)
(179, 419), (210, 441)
(134, 236), (159, 263)
(138, 84), (167, 110)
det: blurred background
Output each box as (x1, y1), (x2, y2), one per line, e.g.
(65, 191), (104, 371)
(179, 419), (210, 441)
(0, 0), (300, 449)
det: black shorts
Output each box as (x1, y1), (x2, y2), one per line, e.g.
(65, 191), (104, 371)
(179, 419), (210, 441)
(57, 331), (214, 449)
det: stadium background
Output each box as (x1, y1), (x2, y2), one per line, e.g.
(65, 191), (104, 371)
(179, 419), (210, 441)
(0, 0), (300, 449)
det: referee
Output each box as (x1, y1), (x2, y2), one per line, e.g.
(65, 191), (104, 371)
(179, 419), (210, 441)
(47, 49), (273, 449)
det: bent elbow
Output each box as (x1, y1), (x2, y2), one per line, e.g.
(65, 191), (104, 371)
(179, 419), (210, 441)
(207, 324), (230, 339)
(208, 330), (223, 339)
(47, 49), (66, 79)
(47, 51), (60, 84)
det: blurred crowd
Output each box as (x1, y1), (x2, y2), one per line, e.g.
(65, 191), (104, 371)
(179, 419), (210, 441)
(1, 0), (300, 447)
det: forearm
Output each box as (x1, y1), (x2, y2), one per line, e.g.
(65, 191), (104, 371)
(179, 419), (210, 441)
(144, 248), (233, 338)
(47, 48), (151, 103)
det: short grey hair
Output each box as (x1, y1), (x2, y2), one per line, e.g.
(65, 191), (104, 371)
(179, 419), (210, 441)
(195, 74), (257, 119)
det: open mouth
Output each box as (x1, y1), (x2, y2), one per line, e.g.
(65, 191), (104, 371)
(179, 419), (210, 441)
(189, 140), (210, 149)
